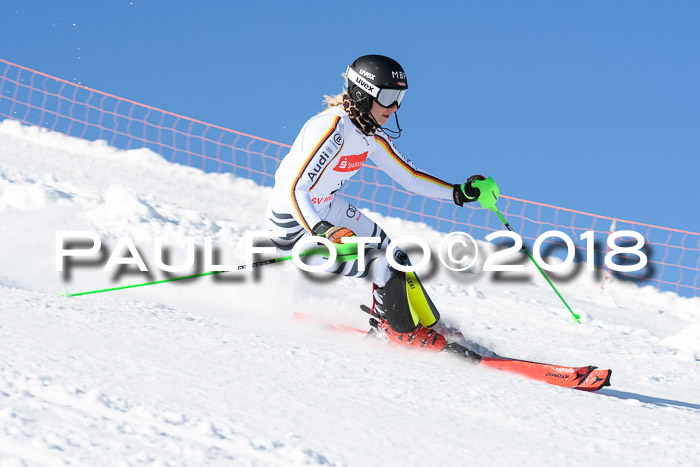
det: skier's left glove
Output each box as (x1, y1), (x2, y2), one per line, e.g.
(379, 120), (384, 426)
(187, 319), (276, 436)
(311, 220), (356, 244)
(453, 174), (486, 206)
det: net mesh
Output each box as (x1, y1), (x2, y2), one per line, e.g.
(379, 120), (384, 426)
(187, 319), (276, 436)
(2, 58), (698, 297)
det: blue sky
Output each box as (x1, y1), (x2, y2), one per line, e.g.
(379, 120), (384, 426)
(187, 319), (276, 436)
(1, 1), (699, 232)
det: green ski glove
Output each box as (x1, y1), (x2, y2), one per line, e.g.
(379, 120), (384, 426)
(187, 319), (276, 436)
(452, 174), (486, 206)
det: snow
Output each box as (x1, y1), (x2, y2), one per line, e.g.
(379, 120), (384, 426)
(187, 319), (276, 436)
(0, 118), (699, 465)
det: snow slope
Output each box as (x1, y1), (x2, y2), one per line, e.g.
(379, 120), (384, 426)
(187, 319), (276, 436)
(0, 119), (698, 466)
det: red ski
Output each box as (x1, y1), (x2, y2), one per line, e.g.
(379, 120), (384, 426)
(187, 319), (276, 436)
(478, 356), (611, 391)
(292, 312), (368, 335)
(292, 312), (612, 392)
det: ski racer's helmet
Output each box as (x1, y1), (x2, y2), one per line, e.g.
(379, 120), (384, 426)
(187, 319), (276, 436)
(346, 54), (408, 114)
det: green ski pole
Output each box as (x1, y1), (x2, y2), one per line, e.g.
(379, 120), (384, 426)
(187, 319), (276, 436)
(471, 177), (581, 324)
(62, 242), (359, 298)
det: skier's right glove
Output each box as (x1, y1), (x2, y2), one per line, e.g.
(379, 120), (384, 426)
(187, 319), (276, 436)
(453, 174), (486, 206)
(311, 220), (356, 244)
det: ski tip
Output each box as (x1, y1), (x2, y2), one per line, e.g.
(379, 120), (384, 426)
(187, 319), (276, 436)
(576, 369), (612, 392)
(61, 289), (72, 298)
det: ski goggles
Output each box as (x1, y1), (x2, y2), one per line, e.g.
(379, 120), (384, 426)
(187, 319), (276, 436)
(346, 66), (407, 108)
(375, 88), (406, 108)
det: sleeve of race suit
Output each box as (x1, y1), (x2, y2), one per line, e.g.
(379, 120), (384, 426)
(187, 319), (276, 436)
(286, 114), (345, 232)
(370, 131), (454, 200)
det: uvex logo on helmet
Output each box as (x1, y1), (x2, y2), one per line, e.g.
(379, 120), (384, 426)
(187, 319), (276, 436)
(359, 69), (376, 80)
(353, 75), (375, 94)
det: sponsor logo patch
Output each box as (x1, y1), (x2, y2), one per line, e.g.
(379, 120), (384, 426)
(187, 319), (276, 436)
(333, 151), (368, 172)
(311, 195), (335, 205)
(306, 132), (342, 182)
(345, 201), (361, 221)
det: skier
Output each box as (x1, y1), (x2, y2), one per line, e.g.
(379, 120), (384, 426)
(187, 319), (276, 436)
(265, 54), (494, 355)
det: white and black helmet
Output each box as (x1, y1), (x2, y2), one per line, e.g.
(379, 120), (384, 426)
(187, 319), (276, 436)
(346, 54), (408, 115)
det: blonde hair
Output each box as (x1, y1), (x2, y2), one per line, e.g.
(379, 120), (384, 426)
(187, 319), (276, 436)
(322, 73), (348, 109)
(322, 92), (345, 109)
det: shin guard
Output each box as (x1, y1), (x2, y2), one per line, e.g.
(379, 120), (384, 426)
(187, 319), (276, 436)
(373, 270), (440, 333)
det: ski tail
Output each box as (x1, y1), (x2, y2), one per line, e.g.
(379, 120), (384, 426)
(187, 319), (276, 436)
(575, 368), (612, 392)
(479, 357), (612, 391)
(291, 312), (367, 335)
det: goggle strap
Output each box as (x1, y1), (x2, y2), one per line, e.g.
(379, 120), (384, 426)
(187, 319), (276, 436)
(346, 66), (379, 98)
